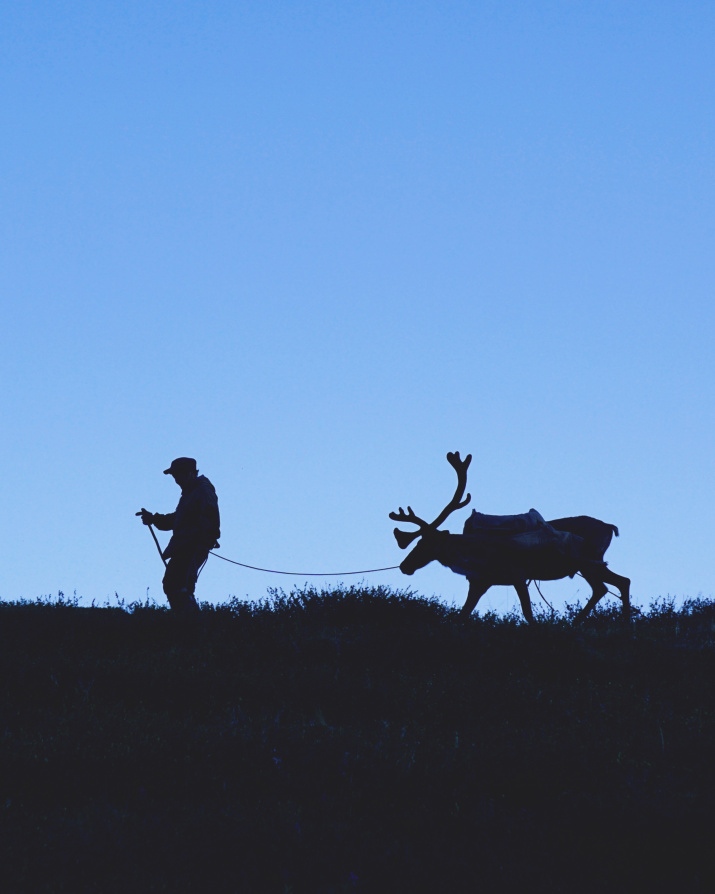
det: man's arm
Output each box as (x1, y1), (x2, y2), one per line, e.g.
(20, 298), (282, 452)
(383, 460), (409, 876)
(139, 508), (176, 531)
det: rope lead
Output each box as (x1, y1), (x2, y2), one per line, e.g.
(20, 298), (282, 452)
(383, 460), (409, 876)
(208, 551), (400, 576)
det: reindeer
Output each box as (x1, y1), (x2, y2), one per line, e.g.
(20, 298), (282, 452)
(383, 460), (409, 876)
(390, 452), (631, 623)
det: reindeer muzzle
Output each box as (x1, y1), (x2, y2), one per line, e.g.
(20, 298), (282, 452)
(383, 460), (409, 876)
(399, 557), (417, 575)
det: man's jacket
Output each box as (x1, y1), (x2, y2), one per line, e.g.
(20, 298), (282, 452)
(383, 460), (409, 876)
(152, 475), (221, 560)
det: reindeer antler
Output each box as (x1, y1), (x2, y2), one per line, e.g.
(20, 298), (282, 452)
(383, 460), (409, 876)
(429, 451), (472, 530)
(389, 506), (429, 527)
(390, 452), (472, 549)
(388, 506), (430, 549)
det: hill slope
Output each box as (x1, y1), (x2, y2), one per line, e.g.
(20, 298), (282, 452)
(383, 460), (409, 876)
(1, 587), (714, 892)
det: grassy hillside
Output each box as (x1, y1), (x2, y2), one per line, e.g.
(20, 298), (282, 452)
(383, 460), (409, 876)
(1, 586), (714, 893)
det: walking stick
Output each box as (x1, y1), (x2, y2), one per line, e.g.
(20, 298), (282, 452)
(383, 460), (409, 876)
(136, 511), (167, 568)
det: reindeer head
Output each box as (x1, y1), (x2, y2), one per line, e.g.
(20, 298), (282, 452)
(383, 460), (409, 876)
(389, 451), (472, 574)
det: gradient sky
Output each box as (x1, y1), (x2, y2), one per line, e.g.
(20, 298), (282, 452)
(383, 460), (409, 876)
(2, 1), (713, 615)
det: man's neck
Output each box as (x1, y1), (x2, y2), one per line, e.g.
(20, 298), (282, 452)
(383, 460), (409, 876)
(181, 474), (200, 494)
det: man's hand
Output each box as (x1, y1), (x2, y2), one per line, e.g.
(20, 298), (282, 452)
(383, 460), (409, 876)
(137, 508), (155, 526)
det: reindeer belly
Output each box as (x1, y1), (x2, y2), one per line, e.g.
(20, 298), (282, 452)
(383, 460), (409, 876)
(445, 532), (583, 582)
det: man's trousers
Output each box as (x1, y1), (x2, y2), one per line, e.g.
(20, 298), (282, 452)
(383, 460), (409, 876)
(162, 547), (209, 614)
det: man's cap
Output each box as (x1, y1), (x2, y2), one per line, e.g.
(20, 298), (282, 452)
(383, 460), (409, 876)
(163, 457), (197, 475)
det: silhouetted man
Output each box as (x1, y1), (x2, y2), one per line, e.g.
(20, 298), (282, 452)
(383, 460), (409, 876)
(139, 458), (220, 615)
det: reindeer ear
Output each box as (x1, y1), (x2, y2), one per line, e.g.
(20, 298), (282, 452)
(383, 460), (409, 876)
(394, 528), (419, 549)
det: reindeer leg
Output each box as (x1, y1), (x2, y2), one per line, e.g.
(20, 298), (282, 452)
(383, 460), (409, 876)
(601, 568), (631, 621)
(575, 569), (608, 622)
(513, 580), (535, 625)
(460, 579), (488, 619)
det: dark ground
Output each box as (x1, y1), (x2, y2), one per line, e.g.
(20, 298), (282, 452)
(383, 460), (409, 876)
(1, 586), (714, 893)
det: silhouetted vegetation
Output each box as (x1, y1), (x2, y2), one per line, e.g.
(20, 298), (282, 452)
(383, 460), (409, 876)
(2, 586), (714, 892)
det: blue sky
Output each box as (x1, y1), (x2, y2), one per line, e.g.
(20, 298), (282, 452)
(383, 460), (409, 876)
(2, 1), (713, 614)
